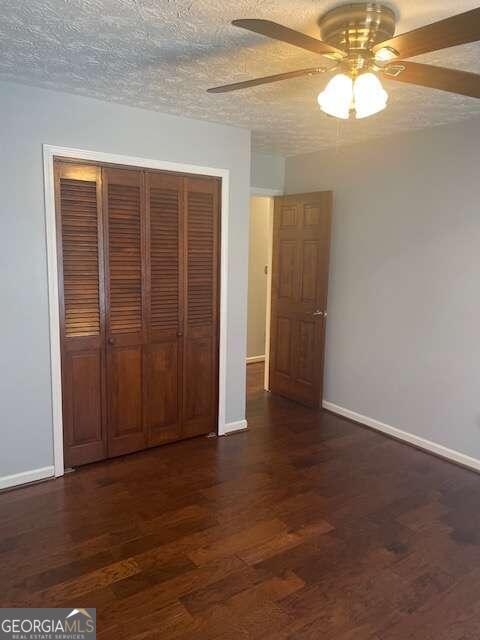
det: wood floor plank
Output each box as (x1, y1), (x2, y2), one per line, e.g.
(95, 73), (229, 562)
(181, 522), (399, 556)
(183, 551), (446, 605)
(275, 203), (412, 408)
(5, 557), (141, 607)
(187, 518), (287, 566)
(95, 556), (247, 626)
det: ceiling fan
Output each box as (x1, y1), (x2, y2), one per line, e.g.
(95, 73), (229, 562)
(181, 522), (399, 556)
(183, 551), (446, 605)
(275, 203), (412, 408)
(207, 3), (480, 120)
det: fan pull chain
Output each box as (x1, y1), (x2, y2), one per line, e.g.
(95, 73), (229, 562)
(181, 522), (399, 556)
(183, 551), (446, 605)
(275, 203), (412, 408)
(334, 117), (342, 157)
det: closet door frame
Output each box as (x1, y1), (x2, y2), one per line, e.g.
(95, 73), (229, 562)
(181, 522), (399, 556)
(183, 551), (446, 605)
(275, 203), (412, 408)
(44, 145), (231, 478)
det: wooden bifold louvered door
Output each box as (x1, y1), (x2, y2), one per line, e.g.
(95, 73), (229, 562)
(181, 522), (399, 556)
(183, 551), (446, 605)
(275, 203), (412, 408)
(55, 160), (220, 467)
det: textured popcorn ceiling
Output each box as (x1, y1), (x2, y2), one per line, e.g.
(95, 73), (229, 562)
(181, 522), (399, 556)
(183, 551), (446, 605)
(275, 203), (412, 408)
(1, 0), (480, 155)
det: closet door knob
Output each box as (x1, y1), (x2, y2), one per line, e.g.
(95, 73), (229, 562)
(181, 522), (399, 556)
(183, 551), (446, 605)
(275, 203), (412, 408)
(177, 331), (183, 337)
(108, 337), (115, 345)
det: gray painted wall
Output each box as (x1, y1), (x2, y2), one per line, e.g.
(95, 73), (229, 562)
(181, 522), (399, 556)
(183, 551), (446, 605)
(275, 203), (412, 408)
(247, 197), (270, 358)
(251, 153), (285, 192)
(285, 117), (480, 461)
(0, 80), (251, 478)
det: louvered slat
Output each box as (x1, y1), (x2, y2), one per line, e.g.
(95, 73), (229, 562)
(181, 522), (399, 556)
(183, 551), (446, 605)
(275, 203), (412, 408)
(108, 183), (142, 334)
(60, 178), (100, 338)
(187, 191), (214, 327)
(150, 187), (179, 332)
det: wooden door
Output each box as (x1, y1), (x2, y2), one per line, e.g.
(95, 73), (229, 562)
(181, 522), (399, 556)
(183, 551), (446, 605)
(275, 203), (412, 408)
(145, 171), (184, 445)
(269, 192), (332, 408)
(182, 177), (220, 437)
(55, 162), (107, 467)
(103, 167), (147, 457)
(56, 161), (221, 466)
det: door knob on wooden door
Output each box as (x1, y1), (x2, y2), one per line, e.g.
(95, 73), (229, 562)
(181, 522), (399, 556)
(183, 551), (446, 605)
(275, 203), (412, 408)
(108, 337), (115, 345)
(312, 309), (324, 317)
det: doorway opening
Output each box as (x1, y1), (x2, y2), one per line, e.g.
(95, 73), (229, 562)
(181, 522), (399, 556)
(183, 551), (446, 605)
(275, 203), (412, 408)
(246, 196), (274, 398)
(246, 190), (333, 418)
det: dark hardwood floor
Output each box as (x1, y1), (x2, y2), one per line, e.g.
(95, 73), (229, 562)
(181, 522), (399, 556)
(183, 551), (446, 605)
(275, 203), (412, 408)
(2, 362), (480, 639)
(246, 360), (265, 395)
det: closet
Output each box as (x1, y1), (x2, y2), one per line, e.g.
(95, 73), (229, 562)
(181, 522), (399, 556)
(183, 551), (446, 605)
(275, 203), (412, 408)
(55, 160), (220, 467)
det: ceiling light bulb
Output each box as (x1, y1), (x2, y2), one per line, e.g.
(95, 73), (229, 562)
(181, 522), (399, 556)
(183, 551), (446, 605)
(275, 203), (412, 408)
(317, 74), (353, 120)
(374, 46), (399, 62)
(353, 72), (388, 119)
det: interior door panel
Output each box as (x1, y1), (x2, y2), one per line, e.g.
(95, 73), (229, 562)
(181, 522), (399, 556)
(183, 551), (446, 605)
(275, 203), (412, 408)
(269, 192), (332, 408)
(145, 172), (184, 446)
(55, 162), (107, 467)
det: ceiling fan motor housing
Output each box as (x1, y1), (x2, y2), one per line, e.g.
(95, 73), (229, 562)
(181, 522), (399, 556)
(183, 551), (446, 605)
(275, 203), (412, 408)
(319, 3), (396, 72)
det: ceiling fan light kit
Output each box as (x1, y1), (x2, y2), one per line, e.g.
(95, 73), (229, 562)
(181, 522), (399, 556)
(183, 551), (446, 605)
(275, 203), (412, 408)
(354, 72), (388, 118)
(317, 4), (393, 119)
(318, 73), (352, 119)
(318, 71), (388, 119)
(208, 3), (480, 120)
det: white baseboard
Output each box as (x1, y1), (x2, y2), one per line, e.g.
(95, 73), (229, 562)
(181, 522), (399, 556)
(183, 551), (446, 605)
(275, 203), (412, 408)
(0, 465), (54, 491)
(223, 419), (248, 435)
(246, 355), (265, 364)
(323, 401), (480, 473)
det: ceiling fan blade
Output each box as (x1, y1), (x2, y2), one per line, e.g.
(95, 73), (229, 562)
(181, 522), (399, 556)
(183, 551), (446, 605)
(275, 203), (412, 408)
(382, 61), (480, 99)
(232, 19), (345, 58)
(207, 67), (328, 93)
(373, 7), (480, 59)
